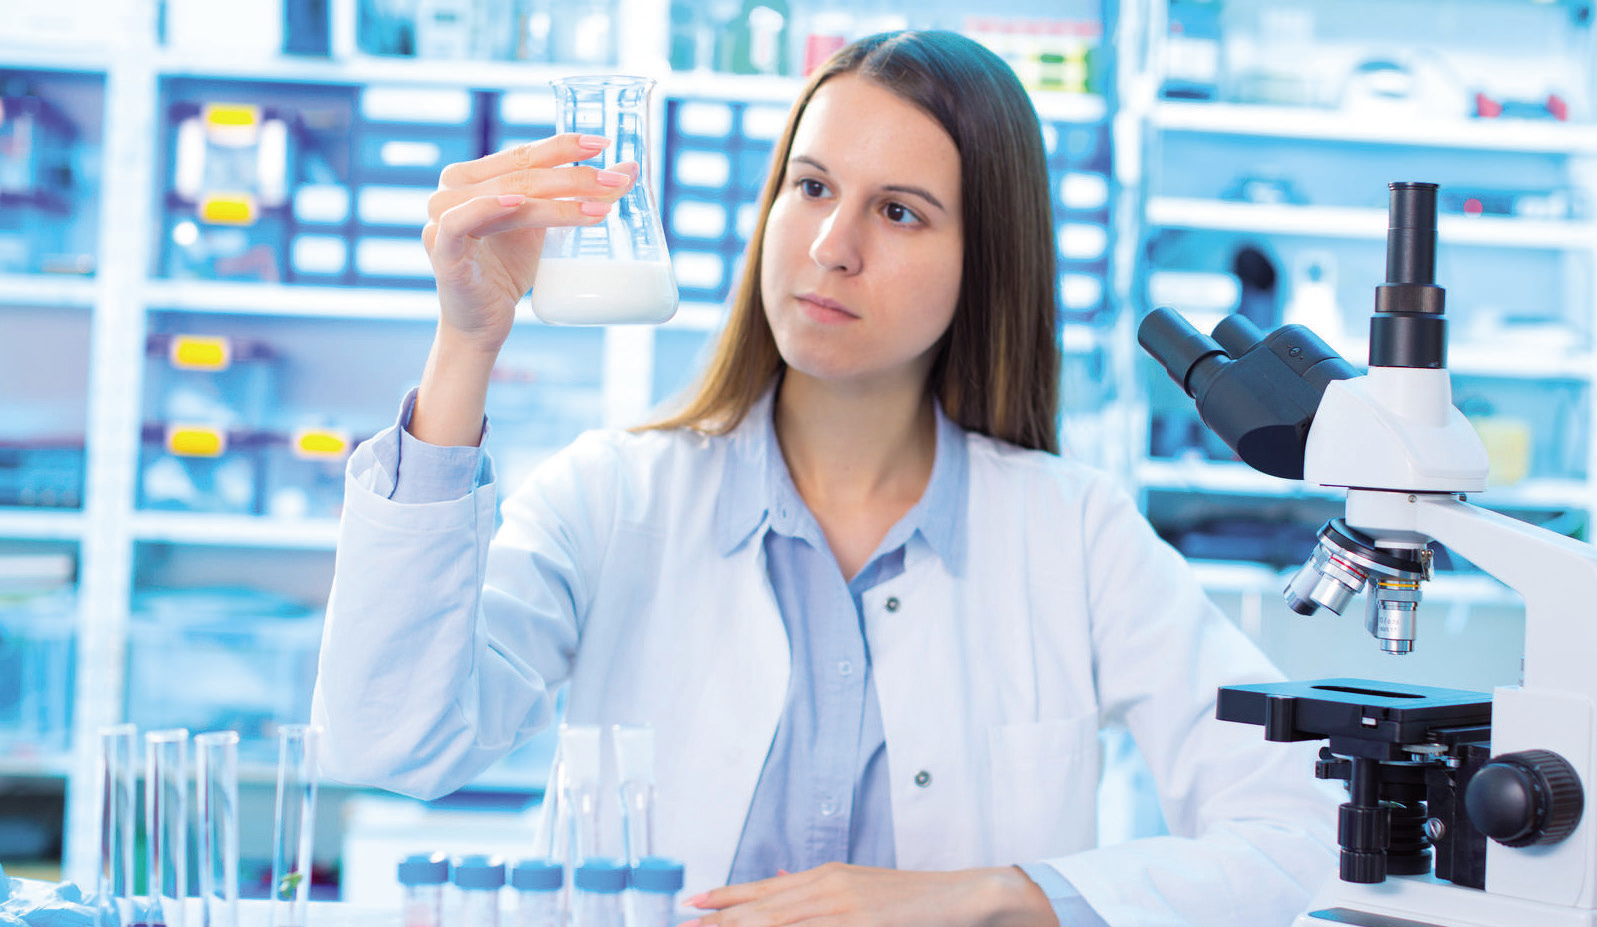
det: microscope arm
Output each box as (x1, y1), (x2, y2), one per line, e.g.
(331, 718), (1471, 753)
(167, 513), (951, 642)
(1345, 489), (1597, 697)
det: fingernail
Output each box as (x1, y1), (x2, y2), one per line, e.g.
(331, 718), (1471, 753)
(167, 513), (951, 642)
(595, 169), (628, 187)
(578, 134), (610, 149)
(497, 194), (525, 207)
(683, 893), (708, 908)
(679, 920), (702, 927)
(579, 201), (611, 216)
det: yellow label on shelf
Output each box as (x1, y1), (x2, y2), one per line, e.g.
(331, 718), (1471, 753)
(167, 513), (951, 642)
(293, 429), (350, 460)
(200, 194), (258, 226)
(168, 335), (232, 371)
(205, 103), (260, 128)
(166, 425), (226, 458)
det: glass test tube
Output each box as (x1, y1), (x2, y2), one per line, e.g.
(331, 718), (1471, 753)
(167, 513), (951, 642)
(97, 724), (137, 927)
(145, 729), (190, 927)
(195, 731), (240, 927)
(557, 725), (603, 862)
(270, 724), (321, 927)
(611, 724), (655, 865)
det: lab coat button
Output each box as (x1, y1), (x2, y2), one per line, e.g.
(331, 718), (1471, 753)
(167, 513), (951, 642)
(884, 596), (901, 612)
(838, 660), (853, 676)
(913, 770), (931, 787)
(820, 799), (838, 816)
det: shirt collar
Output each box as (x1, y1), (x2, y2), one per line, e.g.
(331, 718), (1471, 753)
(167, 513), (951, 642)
(714, 383), (969, 573)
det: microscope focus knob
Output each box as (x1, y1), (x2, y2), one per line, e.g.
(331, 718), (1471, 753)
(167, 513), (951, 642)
(1465, 750), (1584, 848)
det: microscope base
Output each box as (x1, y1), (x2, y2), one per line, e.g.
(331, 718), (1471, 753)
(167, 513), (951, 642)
(1294, 877), (1597, 927)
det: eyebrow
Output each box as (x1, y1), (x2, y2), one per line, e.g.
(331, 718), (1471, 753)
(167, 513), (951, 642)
(789, 155), (949, 214)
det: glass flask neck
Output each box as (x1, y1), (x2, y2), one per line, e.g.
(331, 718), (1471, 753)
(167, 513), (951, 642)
(551, 75), (656, 173)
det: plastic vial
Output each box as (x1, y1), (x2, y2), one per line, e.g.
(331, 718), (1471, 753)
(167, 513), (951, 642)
(627, 858), (684, 927)
(452, 855), (507, 927)
(571, 860), (627, 927)
(398, 852), (448, 927)
(510, 859), (563, 927)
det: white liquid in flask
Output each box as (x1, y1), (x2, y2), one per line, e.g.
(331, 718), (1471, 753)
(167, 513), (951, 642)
(529, 257), (678, 325)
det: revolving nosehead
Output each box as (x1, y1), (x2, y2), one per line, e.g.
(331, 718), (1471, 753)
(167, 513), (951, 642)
(1283, 537), (1368, 617)
(1283, 520), (1431, 655)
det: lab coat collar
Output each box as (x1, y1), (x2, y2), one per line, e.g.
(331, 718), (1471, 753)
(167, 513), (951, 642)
(712, 381), (968, 574)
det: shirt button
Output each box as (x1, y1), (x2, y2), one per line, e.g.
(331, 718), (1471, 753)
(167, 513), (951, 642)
(820, 799), (838, 816)
(884, 596), (901, 613)
(913, 770), (932, 788)
(838, 660), (853, 676)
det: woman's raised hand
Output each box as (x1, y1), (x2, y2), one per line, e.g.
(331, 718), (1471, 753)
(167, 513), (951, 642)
(422, 133), (638, 353)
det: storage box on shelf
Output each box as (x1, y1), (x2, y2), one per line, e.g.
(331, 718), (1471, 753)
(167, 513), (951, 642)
(0, 69), (103, 277)
(0, 549), (77, 768)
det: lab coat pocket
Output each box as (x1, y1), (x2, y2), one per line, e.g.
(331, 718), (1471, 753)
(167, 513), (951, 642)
(988, 713), (1101, 862)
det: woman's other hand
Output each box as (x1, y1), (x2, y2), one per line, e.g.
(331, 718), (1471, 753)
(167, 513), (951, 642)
(422, 132), (637, 353)
(679, 863), (1058, 927)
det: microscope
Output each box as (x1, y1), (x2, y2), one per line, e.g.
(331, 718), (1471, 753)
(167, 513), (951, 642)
(1140, 182), (1597, 927)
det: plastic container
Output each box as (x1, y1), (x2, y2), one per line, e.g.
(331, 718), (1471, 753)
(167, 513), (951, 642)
(398, 852), (449, 927)
(452, 855), (506, 927)
(510, 859), (563, 927)
(627, 857), (684, 927)
(570, 860), (626, 927)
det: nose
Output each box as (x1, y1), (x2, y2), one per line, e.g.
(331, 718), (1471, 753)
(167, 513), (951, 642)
(808, 205), (861, 274)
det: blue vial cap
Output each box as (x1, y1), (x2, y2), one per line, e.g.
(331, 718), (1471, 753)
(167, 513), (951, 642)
(629, 857), (684, 894)
(574, 859), (628, 894)
(451, 854), (506, 890)
(398, 852), (449, 886)
(510, 859), (563, 891)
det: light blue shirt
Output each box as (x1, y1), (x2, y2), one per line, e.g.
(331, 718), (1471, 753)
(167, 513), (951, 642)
(381, 388), (1107, 925)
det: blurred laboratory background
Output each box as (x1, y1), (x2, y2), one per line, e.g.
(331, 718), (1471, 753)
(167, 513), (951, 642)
(1, 0), (1594, 905)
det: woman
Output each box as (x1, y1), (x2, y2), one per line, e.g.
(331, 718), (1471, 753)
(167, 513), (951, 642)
(313, 31), (1336, 926)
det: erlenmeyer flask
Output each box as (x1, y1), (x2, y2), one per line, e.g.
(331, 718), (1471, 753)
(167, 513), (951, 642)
(531, 75), (679, 325)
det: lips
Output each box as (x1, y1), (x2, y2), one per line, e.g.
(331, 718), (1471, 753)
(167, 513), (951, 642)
(797, 292), (857, 320)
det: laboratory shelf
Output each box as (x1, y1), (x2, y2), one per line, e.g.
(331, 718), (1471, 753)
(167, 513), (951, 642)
(129, 511), (340, 550)
(1140, 460), (1593, 512)
(1151, 102), (1597, 155)
(0, 754), (73, 779)
(0, 509), (85, 541)
(1144, 197), (1597, 250)
(660, 302), (727, 332)
(1136, 458), (1341, 499)
(145, 49), (666, 90)
(1447, 346), (1594, 381)
(143, 281), (442, 321)
(0, 274), (97, 310)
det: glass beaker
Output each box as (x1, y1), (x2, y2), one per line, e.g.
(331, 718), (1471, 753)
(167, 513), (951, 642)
(531, 76), (679, 326)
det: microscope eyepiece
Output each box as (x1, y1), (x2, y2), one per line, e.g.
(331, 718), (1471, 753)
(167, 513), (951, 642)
(1385, 182), (1439, 288)
(1138, 306), (1227, 398)
(1371, 182), (1447, 368)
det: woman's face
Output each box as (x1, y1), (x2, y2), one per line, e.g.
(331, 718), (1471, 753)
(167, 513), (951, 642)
(760, 74), (964, 392)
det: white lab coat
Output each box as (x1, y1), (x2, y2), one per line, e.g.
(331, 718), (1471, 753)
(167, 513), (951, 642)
(312, 395), (1338, 926)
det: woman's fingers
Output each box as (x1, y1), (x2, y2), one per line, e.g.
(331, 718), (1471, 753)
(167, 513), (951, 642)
(425, 193), (611, 266)
(437, 132), (609, 187)
(427, 160), (638, 222)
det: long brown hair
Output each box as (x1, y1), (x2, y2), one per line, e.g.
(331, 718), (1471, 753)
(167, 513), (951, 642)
(645, 30), (1061, 453)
